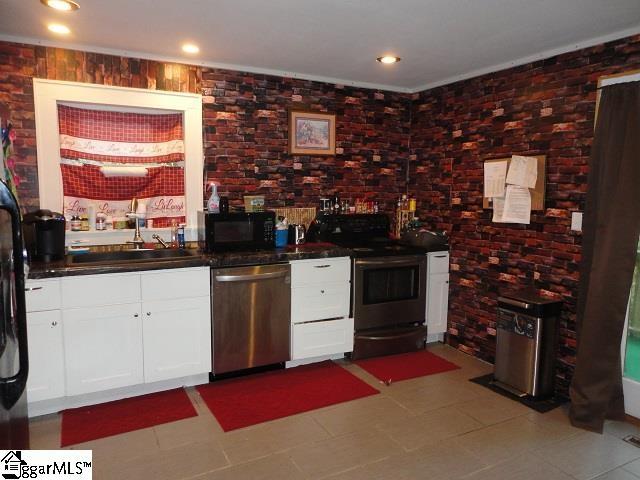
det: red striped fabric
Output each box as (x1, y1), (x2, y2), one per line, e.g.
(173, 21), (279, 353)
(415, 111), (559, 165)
(58, 105), (186, 227)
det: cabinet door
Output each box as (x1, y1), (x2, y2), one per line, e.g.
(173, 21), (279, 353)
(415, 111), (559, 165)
(63, 304), (143, 396)
(142, 296), (211, 383)
(26, 310), (65, 402)
(427, 273), (449, 335)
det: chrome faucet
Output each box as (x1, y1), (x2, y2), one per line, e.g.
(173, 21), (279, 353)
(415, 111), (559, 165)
(127, 197), (145, 249)
(152, 234), (170, 249)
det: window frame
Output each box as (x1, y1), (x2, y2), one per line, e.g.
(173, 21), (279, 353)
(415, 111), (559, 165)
(33, 79), (203, 245)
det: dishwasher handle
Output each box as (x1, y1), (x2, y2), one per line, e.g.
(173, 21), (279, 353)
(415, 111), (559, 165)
(215, 270), (288, 283)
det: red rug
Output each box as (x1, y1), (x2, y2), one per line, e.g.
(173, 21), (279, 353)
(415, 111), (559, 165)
(354, 350), (460, 383)
(60, 388), (197, 447)
(196, 361), (379, 431)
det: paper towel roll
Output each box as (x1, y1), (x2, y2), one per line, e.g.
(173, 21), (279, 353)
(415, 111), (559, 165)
(100, 166), (148, 177)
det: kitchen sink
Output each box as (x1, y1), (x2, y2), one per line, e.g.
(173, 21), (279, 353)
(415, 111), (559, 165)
(66, 248), (198, 265)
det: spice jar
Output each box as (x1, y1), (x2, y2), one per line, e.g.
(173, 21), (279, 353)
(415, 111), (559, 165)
(95, 214), (106, 231)
(70, 216), (82, 231)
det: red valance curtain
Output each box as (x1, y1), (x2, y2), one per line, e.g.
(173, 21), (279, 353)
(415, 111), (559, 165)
(58, 105), (185, 227)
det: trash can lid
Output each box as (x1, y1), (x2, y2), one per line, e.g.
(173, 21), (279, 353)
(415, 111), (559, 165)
(498, 288), (562, 316)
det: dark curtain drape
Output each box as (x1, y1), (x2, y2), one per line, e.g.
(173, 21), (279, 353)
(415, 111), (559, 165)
(569, 81), (640, 432)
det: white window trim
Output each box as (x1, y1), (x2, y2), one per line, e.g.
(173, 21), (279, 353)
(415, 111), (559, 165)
(33, 79), (203, 245)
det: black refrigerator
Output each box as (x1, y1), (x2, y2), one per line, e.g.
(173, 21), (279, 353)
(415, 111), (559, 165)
(0, 179), (29, 449)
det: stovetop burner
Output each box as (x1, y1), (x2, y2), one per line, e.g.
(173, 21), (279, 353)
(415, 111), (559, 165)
(309, 213), (429, 258)
(331, 239), (428, 258)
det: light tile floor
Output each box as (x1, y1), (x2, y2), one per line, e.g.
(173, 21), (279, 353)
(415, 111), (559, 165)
(29, 344), (640, 480)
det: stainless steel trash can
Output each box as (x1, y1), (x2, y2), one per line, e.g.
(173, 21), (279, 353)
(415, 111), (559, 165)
(493, 291), (562, 398)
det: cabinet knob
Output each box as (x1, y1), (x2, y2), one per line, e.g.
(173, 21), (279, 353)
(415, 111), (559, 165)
(134, 313), (139, 318)
(320, 289), (325, 294)
(146, 312), (151, 316)
(51, 321), (58, 326)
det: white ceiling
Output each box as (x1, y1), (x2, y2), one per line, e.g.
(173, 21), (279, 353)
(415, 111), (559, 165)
(1, 0), (639, 93)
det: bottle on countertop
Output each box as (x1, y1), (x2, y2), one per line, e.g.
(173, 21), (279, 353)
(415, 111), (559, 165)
(171, 219), (179, 247)
(275, 216), (288, 248)
(87, 205), (96, 230)
(207, 183), (220, 213)
(177, 223), (186, 249)
(373, 201), (379, 214)
(136, 202), (147, 228)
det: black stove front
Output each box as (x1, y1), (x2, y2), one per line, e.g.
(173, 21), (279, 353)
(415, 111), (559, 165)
(309, 213), (428, 359)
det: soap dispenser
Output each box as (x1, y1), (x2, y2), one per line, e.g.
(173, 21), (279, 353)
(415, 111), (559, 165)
(207, 183), (220, 213)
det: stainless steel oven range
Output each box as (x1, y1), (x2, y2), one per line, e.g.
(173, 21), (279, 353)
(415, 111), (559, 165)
(308, 213), (428, 359)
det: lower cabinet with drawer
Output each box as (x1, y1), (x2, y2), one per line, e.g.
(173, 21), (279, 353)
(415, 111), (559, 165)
(25, 278), (65, 403)
(289, 257), (353, 362)
(25, 267), (211, 414)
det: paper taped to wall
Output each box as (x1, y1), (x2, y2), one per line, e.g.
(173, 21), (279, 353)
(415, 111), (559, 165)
(492, 196), (506, 223)
(484, 160), (507, 198)
(506, 155), (537, 189)
(502, 185), (531, 224)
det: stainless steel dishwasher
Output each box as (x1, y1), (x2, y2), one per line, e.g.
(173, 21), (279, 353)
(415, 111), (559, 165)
(211, 263), (291, 374)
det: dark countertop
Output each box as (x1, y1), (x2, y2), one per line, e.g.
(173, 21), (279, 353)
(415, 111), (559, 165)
(27, 243), (353, 279)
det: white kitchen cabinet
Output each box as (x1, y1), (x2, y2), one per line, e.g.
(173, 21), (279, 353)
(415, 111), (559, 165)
(25, 278), (65, 403)
(25, 278), (61, 312)
(26, 310), (65, 402)
(291, 283), (350, 323)
(290, 257), (351, 286)
(61, 272), (141, 309)
(142, 296), (211, 383)
(291, 318), (354, 360)
(290, 257), (352, 361)
(141, 267), (210, 301)
(63, 303), (144, 396)
(426, 252), (450, 336)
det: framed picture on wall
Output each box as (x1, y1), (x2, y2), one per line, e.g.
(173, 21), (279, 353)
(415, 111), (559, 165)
(288, 110), (336, 155)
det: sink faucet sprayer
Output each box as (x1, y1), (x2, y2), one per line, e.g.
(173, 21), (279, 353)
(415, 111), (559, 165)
(126, 197), (145, 249)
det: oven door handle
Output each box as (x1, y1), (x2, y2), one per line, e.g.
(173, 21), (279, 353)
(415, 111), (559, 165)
(356, 257), (424, 267)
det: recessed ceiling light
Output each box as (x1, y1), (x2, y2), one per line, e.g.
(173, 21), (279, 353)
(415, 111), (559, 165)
(377, 55), (401, 64)
(182, 43), (200, 54)
(40, 0), (80, 11)
(48, 23), (71, 34)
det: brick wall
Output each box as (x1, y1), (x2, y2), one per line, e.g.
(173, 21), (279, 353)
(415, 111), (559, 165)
(411, 34), (640, 395)
(3, 34), (640, 395)
(200, 69), (411, 211)
(0, 42), (410, 214)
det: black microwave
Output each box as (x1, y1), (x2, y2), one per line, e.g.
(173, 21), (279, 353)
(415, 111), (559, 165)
(197, 211), (275, 251)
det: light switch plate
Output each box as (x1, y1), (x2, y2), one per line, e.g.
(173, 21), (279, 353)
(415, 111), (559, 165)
(571, 212), (583, 232)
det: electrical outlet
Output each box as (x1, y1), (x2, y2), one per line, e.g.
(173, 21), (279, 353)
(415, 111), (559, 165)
(571, 212), (583, 232)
